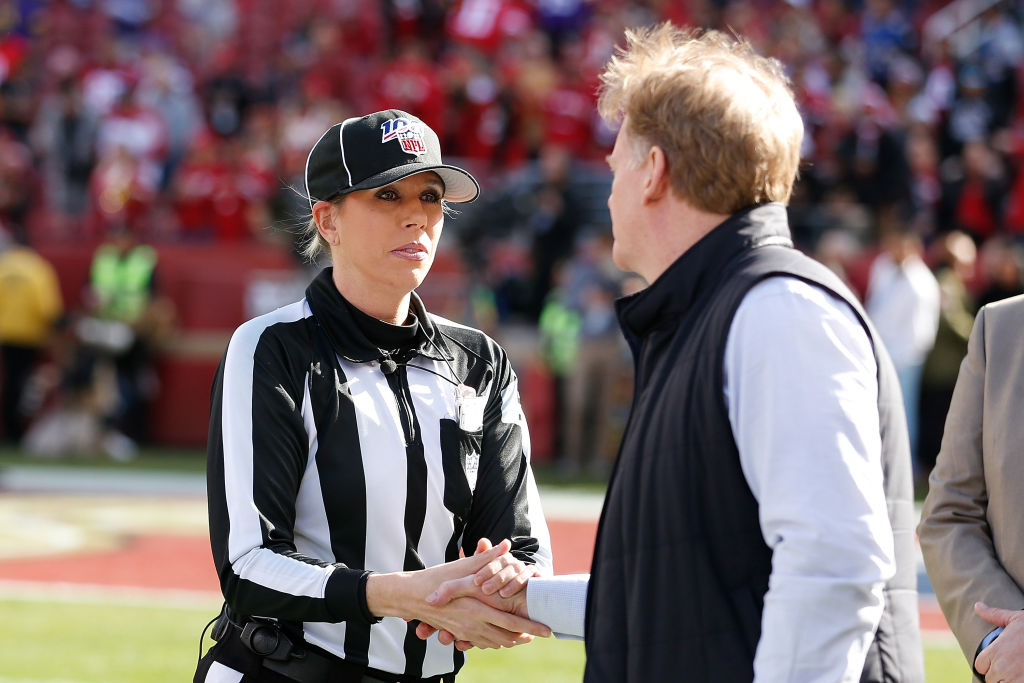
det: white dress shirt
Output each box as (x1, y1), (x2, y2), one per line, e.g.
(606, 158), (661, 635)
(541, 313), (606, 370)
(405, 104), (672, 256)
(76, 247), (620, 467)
(727, 277), (894, 682)
(527, 277), (895, 682)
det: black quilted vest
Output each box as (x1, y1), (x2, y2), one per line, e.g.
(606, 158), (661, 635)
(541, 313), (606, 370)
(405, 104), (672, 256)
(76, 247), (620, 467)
(584, 203), (923, 682)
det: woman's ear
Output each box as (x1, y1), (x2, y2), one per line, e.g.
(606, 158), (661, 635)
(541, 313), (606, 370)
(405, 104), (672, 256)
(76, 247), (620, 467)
(312, 200), (338, 246)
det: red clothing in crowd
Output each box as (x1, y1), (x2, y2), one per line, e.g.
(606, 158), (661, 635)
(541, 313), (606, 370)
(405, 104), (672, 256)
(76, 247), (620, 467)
(955, 178), (999, 239)
(173, 137), (274, 243)
(542, 78), (594, 156)
(446, 0), (535, 55)
(90, 150), (159, 236)
(372, 48), (448, 135)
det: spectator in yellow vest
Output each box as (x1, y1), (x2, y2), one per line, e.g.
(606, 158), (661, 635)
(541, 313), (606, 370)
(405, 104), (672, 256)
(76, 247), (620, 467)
(82, 227), (173, 444)
(0, 225), (64, 443)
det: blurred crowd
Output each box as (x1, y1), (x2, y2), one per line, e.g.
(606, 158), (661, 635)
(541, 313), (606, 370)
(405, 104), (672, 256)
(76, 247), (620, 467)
(0, 0), (1023, 479)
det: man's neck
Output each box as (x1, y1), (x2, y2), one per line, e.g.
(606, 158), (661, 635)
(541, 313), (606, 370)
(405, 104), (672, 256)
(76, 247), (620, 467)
(641, 199), (730, 283)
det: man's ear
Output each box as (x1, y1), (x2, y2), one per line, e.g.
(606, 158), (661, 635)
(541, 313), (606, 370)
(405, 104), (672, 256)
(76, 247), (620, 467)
(642, 145), (670, 204)
(312, 200), (338, 246)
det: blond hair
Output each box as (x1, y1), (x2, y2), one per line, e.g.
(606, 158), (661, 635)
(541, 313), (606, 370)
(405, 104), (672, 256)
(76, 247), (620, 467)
(300, 212), (331, 262)
(598, 23), (803, 213)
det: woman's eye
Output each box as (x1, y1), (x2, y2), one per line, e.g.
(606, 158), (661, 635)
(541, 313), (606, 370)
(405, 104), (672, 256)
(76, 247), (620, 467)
(377, 190), (398, 201)
(421, 191), (441, 203)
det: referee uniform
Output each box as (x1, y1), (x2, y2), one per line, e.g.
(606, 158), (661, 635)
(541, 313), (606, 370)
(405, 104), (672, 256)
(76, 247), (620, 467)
(196, 268), (553, 683)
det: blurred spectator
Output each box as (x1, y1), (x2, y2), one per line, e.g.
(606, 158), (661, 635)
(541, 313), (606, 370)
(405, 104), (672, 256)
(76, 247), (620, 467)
(860, 0), (916, 86)
(975, 3), (1023, 130)
(0, 17), (35, 139)
(865, 229), (940, 467)
(939, 139), (1007, 241)
(814, 226), (866, 292)
(201, 136), (275, 243)
(135, 49), (203, 189)
(90, 143), (160, 238)
(200, 47), (251, 138)
(536, 0), (593, 55)
(977, 236), (1024, 307)
(538, 261), (581, 464)
(95, 79), (168, 168)
(443, 44), (520, 164)
(999, 118), (1024, 236)
(557, 235), (623, 477)
(0, 126), (34, 242)
(79, 39), (135, 118)
(480, 237), (534, 322)
(80, 228), (173, 444)
(944, 64), (995, 154)
(30, 76), (99, 233)
(904, 126), (942, 233)
(371, 40), (448, 133)
(0, 224), (64, 443)
(918, 36), (957, 129)
(170, 131), (219, 241)
(445, 0), (535, 56)
(918, 230), (977, 489)
(836, 82), (911, 217)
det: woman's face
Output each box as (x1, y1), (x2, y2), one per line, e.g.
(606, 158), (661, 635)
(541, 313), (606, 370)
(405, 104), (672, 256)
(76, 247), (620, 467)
(326, 171), (445, 302)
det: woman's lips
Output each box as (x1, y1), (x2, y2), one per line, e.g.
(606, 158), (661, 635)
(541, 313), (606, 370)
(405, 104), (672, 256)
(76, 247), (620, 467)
(391, 243), (428, 261)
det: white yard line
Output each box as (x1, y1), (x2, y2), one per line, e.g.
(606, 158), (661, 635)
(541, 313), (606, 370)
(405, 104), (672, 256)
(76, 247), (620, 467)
(0, 579), (220, 610)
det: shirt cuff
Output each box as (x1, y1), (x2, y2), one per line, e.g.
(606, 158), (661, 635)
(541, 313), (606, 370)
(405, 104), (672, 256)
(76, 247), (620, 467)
(325, 567), (382, 625)
(526, 574), (589, 640)
(974, 626), (1004, 681)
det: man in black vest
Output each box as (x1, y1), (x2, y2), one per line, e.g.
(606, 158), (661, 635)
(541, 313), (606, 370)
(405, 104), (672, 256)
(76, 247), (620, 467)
(423, 21), (924, 682)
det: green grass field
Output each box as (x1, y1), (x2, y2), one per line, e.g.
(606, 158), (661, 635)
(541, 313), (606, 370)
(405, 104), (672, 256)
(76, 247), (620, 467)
(0, 450), (974, 681)
(0, 597), (970, 682)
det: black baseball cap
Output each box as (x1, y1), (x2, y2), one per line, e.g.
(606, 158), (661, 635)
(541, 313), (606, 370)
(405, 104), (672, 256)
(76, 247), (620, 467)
(304, 109), (480, 210)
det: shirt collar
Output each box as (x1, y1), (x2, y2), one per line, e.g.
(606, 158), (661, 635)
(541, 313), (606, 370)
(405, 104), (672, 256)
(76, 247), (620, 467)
(305, 267), (451, 363)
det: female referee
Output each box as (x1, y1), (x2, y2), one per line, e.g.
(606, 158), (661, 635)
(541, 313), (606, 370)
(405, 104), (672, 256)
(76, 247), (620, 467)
(195, 109), (553, 683)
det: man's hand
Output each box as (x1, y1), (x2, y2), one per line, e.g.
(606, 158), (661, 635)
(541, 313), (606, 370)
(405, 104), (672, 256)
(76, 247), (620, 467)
(469, 537), (542, 599)
(974, 602), (1024, 681)
(416, 538), (536, 650)
(366, 539), (550, 650)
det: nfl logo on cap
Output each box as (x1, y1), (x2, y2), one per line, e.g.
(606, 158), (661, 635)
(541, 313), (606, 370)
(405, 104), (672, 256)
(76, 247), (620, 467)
(381, 118), (428, 156)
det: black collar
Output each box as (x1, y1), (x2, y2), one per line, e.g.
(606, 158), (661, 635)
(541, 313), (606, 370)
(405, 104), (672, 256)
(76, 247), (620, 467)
(305, 267), (452, 364)
(616, 203), (793, 339)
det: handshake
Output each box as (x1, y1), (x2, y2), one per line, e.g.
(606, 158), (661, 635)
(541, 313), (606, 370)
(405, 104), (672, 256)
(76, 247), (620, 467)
(364, 538), (552, 651)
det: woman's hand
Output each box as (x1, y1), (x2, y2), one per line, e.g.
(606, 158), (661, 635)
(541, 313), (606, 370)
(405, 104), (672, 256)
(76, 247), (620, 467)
(416, 538), (537, 650)
(365, 539), (550, 650)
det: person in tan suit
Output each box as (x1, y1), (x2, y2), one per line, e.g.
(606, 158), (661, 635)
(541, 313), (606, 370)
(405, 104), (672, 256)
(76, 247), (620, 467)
(919, 293), (1024, 682)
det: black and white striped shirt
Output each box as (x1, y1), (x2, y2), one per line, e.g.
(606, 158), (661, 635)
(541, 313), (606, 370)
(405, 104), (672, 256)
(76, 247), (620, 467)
(206, 268), (552, 679)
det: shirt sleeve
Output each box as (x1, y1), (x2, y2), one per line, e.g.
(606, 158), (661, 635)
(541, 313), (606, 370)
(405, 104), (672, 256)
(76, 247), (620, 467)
(526, 574), (590, 639)
(462, 356), (553, 573)
(724, 277), (894, 683)
(207, 316), (374, 625)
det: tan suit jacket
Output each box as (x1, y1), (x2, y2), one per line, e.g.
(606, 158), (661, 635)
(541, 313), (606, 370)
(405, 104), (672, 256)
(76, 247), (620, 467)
(918, 293), (1024, 675)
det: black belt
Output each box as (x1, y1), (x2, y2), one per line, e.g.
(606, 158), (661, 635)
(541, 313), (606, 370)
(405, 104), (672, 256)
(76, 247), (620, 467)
(213, 606), (456, 683)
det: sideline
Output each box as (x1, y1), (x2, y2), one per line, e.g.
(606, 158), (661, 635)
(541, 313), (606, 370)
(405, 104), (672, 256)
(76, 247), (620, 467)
(0, 579), (220, 610)
(0, 462), (606, 519)
(0, 464), (207, 496)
